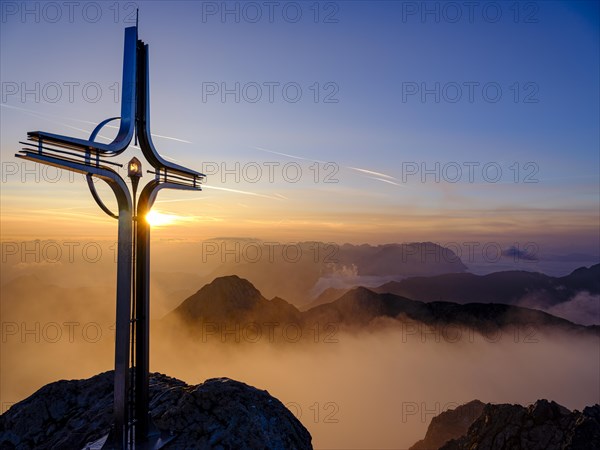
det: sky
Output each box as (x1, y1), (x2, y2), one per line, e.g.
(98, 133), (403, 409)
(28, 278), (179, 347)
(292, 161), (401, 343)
(1, 1), (599, 257)
(1, 3), (599, 444)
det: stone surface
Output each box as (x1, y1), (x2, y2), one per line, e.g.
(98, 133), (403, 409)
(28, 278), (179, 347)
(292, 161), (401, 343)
(410, 400), (485, 450)
(0, 371), (312, 450)
(412, 399), (600, 450)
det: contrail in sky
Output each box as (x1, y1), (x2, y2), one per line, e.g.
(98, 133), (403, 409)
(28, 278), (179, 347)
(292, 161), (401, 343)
(252, 146), (328, 164)
(202, 184), (283, 199)
(347, 166), (397, 180)
(366, 176), (403, 186)
(4, 104), (288, 203)
(4, 104), (399, 194)
(252, 145), (401, 185)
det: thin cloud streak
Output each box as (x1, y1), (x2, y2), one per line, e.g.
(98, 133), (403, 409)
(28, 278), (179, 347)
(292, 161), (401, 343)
(154, 197), (212, 204)
(252, 146), (327, 164)
(366, 176), (403, 187)
(348, 166), (398, 180)
(252, 145), (399, 184)
(201, 184), (283, 200)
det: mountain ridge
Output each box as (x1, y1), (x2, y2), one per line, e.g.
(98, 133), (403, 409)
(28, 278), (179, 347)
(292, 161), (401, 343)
(164, 275), (598, 339)
(374, 264), (600, 306)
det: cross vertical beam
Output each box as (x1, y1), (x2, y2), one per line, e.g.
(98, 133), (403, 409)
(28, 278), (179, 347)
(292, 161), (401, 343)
(134, 199), (151, 441)
(16, 22), (205, 449)
(114, 198), (134, 448)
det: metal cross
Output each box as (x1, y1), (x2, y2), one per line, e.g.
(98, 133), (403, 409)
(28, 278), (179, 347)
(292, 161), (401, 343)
(15, 23), (204, 449)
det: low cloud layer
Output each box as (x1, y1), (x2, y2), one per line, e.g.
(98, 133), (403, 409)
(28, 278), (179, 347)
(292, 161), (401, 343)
(545, 292), (600, 326)
(3, 320), (598, 449)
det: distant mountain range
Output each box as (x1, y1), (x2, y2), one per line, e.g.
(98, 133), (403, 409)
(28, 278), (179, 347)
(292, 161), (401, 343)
(333, 242), (468, 276)
(375, 264), (600, 305)
(202, 241), (467, 306)
(163, 275), (598, 340)
(306, 264), (600, 310)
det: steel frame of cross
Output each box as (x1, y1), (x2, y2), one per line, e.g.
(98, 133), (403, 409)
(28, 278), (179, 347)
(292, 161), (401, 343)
(15, 23), (204, 449)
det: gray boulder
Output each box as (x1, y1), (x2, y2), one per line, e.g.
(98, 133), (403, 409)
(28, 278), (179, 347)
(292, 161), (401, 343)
(0, 371), (312, 450)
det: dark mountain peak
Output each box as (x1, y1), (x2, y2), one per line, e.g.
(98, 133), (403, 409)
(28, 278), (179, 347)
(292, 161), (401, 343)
(440, 400), (600, 449)
(337, 286), (384, 308)
(568, 263), (599, 277)
(270, 296), (298, 309)
(412, 399), (600, 450)
(410, 400), (485, 450)
(195, 275), (263, 305)
(166, 277), (305, 326)
(528, 399), (571, 421)
(561, 263), (600, 293)
(304, 287), (351, 310)
(303, 287), (417, 325)
(171, 275), (265, 321)
(347, 285), (378, 297)
(375, 263), (600, 308)
(302, 288), (596, 335)
(167, 271), (597, 336)
(269, 296), (303, 317)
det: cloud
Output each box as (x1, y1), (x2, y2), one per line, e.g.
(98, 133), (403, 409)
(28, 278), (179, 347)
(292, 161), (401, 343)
(545, 292), (600, 326)
(309, 264), (403, 299)
(502, 245), (538, 261)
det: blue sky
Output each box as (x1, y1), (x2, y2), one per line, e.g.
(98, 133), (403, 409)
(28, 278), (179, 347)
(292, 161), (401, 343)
(1, 1), (598, 256)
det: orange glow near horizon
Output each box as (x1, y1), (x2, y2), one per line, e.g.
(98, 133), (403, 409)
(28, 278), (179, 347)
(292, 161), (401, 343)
(145, 210), (180, 227)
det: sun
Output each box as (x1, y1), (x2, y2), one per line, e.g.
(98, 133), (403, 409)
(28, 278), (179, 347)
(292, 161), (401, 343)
(145, 210), (179, 227)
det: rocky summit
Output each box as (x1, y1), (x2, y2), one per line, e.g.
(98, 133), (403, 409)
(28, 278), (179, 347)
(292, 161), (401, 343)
(410, 400), (486, 450)
(0, 371), (312, 450)
(411, 399), (600, 450)
(442, 400), (600, 450)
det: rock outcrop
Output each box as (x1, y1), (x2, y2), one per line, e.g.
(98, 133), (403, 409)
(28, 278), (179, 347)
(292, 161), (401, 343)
(411, 399), (600, 450)
(442, 400), (600, 450)
(410, 400), (485, 450)
(0, 371), (312, 450)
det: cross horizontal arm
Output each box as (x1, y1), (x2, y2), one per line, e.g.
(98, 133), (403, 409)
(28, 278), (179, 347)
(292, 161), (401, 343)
(15, 151), (131, 202)
(25, 26), (138, 157)
(19, 142), (124, 168)
(136, 42), (206, 185)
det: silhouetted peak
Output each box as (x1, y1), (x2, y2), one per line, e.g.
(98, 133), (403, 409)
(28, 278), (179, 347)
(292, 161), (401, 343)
(270, 296), (297, 309)
(569, 263), (599, 276)
(172, 275), (265, 320)
(339, 286), (382, 304)
(528, 399), (571, 420)
(348, 286), (378, 296)
(197, 275), (263, 304)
